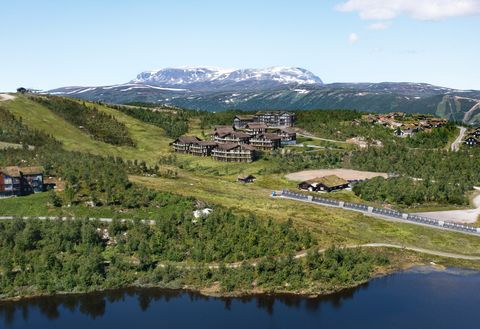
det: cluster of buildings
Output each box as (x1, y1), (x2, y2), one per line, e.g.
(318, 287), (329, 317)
(359, 112), (448, 137)
(465, 129), (480, 147)
(171, 111), (296, 163)
(0, 166), (45, 197)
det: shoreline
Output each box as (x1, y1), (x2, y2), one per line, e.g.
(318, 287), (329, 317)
(0, 262), (463, 304)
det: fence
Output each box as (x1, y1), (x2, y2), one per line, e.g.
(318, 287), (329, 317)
(278, 190), (480, 236)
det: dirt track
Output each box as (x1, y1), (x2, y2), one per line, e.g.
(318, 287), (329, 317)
(0, 93), (15, 101)
(285, 168), (388, 181)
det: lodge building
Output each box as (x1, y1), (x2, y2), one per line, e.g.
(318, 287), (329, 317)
(249, 133), (282, 150)
(212, 143), (256, 163)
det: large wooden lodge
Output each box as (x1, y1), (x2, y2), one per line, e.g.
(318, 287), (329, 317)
(171, 111), (297, 162)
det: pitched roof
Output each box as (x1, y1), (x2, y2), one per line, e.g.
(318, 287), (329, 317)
(176, 136), (201, 144)
(305, 175), (348, 188)
(0, 166), (44, 177)
(216, 143), (255, 151)
(280, 127), (296, 134)
(197, 141), (218, 146)
(1, 166), (21, 177)
(246, 122), (267, 129)
(252, 133), (281, 141)
(214, 126), (235, 134)
(234, 115), (255, 121)
(20, 166), (44, 175)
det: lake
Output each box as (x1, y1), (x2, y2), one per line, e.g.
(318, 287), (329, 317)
(1, 267), (479, 329)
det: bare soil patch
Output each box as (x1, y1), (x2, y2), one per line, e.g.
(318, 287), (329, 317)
(285, 169), (388, 182)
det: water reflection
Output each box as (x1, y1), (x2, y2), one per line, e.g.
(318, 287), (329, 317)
(1, 269), (479, 329)
(0, 281), (366, 326)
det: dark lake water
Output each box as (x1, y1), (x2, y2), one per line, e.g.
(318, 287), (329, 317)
(1, 267), (479, 329)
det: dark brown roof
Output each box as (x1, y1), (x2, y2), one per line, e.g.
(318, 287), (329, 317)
(234, 115), (255, 121)
(231, 131), (251, 139)
(216, 143), (255, 151)
(197, 141), (218, 146)
(176, 136), (201, 144)
(252, 133), (281, 141)
(214, 126), (235, 134)
(246, 123), (267, 129)
(216, 131), (250, 139)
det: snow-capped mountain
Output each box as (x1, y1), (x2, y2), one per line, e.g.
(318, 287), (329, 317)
(130, 67), (323, 91)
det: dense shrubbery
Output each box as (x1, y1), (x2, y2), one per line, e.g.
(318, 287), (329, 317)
(0, 213), (316, 297)
(295, 109), (393, 142)
(405, 122), (457, 149)
(146, 247), (388, 294)
(32, 96), (135, 146)
(349, 144), (480, 205)
(260, 150), (344, 174)
(0, 106), (57, 146)
(352, 176), (468, 206)
(0, 146), (176, 209)
(113, 105), (191, 138)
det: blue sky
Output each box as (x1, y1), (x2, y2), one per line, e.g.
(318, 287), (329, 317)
(1, 0), (480, 91)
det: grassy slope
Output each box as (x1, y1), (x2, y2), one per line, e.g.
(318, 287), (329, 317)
(3, 96), (170, 163)
(2, 95), (480, 258)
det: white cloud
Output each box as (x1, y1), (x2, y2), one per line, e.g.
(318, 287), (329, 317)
(336, 0), (480, 21)
(349, 32), (359, 43)
(368, 21), (391, 29)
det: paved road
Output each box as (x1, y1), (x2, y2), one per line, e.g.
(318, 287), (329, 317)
(277, 193), (480, 237)
(414, 194), (480, 224)
(451, 126), (467, 151)
(297, 133), (348, 144)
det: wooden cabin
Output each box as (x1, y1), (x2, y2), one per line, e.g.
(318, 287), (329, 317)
(233, 115), (255, 129)
(0, 166), (44, 197)
(253, 111), (295, 127)
(249, 133), (282, 150)
(245, 122), (267, 136)
(171, 136), (201, 154)
(189, 141), (219, 156)
(298, 175), (350, 193)
(237, 175), (256, 183)
(213, 131), (251, 145)
(212, 143), (256, 163)
(465, 137), (478, 147)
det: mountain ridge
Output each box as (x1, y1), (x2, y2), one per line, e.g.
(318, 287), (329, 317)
(44, 67), (480, 125)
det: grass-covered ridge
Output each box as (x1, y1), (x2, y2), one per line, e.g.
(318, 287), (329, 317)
(32, 96), (135, 147)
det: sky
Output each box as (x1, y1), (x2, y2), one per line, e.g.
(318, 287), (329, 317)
(1, 0), (480, 91)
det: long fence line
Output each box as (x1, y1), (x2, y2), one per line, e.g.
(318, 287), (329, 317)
(0, 216), (155, 225)
(276, 190), (480, 236)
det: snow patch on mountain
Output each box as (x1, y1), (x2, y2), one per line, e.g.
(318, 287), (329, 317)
(130, 66), (323, 90)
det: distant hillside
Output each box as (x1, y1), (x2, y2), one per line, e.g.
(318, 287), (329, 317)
(46, 67), (480, 125)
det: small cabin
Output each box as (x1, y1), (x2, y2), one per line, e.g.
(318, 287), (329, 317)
(298, 175), (350, 193)
(465, 137), (478, 147)
(237, 175), (256, 183)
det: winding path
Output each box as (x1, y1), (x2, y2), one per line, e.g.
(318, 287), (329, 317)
(450, 126), (467, 151)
